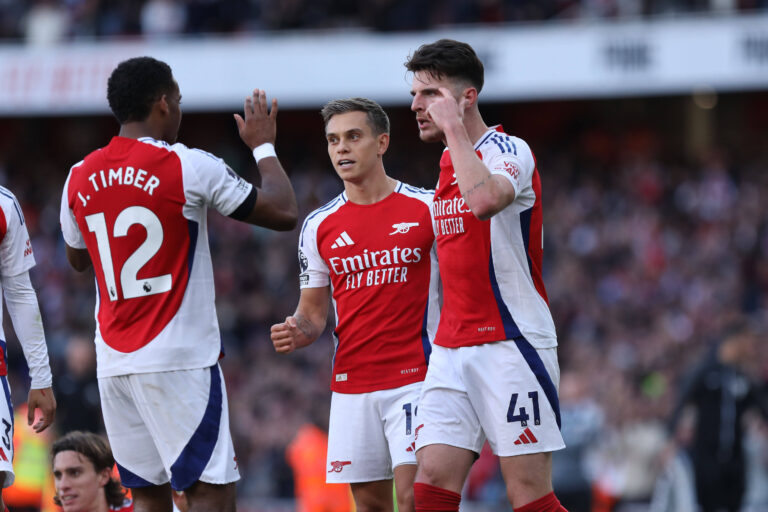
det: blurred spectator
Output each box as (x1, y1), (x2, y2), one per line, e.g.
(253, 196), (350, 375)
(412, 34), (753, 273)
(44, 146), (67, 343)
(22, 0), (68, 46)
(54, 335), (101, 435)
(666, 317), (768, 512)
(140, 0), (186, 37)
(552, 371), (605, 511)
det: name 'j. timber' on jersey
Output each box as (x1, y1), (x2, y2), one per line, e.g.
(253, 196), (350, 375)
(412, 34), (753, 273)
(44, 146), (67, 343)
(60, 136), (254, 378)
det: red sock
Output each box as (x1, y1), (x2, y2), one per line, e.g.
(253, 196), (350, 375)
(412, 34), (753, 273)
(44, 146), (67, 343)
(413, 482), (461, 512)
(515, 491), (568, 512)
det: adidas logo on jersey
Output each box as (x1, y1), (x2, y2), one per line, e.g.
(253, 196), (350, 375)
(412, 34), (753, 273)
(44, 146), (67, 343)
(390, 222), (419, 235)
(514, 427), (538, 445)
(331, 231), (355, 249)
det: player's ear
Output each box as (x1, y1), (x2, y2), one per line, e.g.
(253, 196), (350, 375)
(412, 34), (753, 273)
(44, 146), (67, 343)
(377, 132), (389, 155)
(462, 87), (478, 110)
(157, 94), (170, 116)
(97, 468), (111, 487)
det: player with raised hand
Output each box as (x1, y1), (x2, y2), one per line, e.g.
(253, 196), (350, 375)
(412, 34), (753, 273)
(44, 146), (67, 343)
(0, 186), (56, 511)
(271, 98), (439, 512)
(60, 56), (297, 512)
(405, 39), (567, 512)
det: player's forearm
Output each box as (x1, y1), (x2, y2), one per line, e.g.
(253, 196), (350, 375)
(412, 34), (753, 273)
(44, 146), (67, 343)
(443, 123), (512, 219)
(2, 272), (52, 389)
(292, 311), (325, 348)
(246, 157), (298, 230)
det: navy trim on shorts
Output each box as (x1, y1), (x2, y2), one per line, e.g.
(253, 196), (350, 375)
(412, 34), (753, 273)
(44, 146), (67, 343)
(116, 463), (155, 488)
(170, 365), (223, 491)
(512, 336), (562, 430)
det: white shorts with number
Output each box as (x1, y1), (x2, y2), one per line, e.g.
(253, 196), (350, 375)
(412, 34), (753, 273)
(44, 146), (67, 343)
(415, 340), (565, 457)
(99, 364), (240, 491)
(0, 373), (14, 487)
(326, 381), (421, 483)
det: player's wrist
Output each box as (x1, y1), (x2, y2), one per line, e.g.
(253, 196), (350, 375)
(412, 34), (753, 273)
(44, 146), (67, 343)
(252, 143), (277, 163)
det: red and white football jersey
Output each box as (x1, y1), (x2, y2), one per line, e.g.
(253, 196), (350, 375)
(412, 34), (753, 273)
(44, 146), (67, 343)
(433, 126), (557, 349)
(60, 136), (254, 378)
(299, 182), (439, 394)
(0, 186), (35, 343)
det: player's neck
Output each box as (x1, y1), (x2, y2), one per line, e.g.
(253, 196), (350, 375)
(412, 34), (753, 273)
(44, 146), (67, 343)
(343, 170), (396, 205)
(463, 110), (490, 146)
(118, 122), (166, 142)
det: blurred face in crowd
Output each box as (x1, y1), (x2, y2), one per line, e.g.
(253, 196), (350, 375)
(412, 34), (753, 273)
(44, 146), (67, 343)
(325, 111), (388, 185)
(53, 450), (110, 512)
(409, 70), (467, 143)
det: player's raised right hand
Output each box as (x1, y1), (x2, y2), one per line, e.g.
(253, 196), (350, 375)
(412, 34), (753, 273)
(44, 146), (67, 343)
(271, 316), (301, 354)
(233, 89), (278, 150)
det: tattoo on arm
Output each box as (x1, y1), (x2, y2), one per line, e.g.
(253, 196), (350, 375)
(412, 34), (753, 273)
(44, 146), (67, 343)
(293, 314), (316, 340)
(463, 177), (488, 199)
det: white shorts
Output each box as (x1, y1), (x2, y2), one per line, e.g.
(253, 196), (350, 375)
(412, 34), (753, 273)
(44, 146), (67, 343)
(415, 340), (565, 457)
(326, 382), (421, 483)
(0, 371), (14, 487)
(99, 364), (240, 491)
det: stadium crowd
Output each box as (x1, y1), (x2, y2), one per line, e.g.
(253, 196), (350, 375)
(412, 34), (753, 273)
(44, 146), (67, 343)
(0, 93), (767, 510)
(3, 0), (768, 44)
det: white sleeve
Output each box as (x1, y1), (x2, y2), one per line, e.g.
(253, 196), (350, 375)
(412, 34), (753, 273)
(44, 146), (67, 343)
(60, 167), (87, 249)
(2, 271), (52, 389)
(0, 196), (35, 276)
(175, 144), (255, 217)
(298, 217), (330, 289)
(484, 138), (535, 198)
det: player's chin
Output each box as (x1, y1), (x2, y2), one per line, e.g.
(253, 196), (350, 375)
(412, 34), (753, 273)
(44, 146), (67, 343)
(418, 128), (443, 143)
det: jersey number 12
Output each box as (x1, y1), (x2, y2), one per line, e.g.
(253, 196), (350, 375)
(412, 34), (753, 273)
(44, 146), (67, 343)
(85, 207), (171, 301)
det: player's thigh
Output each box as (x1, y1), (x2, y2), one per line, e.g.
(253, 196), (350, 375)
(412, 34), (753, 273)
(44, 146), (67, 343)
(414, 443), (475, 494)
(99, 375), (168, 486)
(184, 481), (236, 512)
(0, 376), (14, 489)
(463, 342), (565, 457)
(393, 463), (417, 512)
(499, 451), (554, 507)
(326, 391), (391, 483)
(349, 479), (393, 512)
(414, 345), (485, 456)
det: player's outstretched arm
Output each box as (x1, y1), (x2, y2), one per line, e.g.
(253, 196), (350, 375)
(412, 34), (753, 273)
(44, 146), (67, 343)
(27, 387), (55, 433)
(271, 287), (329, 354)
(234, 89), (298, 231)
(65, 245), (92, 272)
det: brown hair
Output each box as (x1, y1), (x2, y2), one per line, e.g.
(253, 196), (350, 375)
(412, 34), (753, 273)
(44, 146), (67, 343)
(320, 97), (390, 135)
(405, 39), (485, 93)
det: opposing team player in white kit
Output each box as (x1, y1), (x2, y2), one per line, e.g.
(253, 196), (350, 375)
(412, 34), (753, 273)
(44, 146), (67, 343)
(405, 40), (568, 512)
(0, 187), (56, 511)
(270, 98), (439, 512)
(60, 57), (298, 512)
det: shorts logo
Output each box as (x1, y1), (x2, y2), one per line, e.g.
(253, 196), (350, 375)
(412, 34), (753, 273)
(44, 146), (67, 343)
(389, 222), (419, 235)
(328, 460), (352, 473)
(406, 441), (416, 453)
(414, 424), (424, 440)
(0, 447), (7, 462)
(513, 427), (539, 445)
